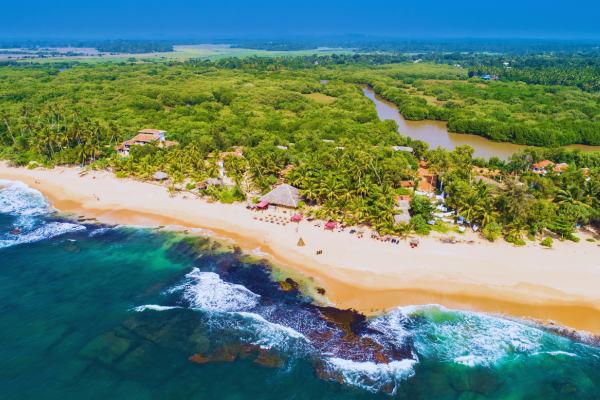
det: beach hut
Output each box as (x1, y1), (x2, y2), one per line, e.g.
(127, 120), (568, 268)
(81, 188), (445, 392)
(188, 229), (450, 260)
(256, 201), (269, 210)
(291, 214), (303, 223)
(153, 171), (169, 181)
(324, 221), (337, 232)
(206, 178), (225, 186)
(258, 184), (305, 210)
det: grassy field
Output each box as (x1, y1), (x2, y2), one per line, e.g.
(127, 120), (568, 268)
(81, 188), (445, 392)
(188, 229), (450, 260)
(2, 44), (355, 64)
(302, 93), (338, 103)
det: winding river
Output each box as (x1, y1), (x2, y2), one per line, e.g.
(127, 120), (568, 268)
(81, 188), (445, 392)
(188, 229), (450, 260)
(360, 85), (600, 160)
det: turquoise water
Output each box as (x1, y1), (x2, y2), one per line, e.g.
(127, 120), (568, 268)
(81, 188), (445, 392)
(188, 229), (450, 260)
(1, 179), (599, 399)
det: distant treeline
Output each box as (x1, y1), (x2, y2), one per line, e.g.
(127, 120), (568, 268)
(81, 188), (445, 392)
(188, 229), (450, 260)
(2, 38), (599, 55)
(0, 39), (174, 54)
(230, 43), (318, 51)
(231, 39), (600, 55)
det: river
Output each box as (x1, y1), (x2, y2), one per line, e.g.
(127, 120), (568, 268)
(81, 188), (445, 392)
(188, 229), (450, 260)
(360, 85), (600, 160)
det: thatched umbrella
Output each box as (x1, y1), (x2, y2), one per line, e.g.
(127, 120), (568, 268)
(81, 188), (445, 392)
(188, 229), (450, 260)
(153, 171), (168, 181)
(297, 238), (305, 246)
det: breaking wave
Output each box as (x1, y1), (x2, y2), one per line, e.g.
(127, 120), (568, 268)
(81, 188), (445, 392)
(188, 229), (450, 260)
(325, 357), (417, 394)
(0, 179), (51, 216)
(0, 222), (86, 249)
(395, 305), (567, 367)
(172, 268), (260, 312)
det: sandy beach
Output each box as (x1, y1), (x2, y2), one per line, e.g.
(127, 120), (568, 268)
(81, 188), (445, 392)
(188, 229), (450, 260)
(2, 163), (600, 335)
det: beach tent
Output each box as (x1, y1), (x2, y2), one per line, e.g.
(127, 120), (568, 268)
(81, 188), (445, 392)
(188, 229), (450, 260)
(291, 214), (303, 223)
(256, 201), (269, 209)
(324, 221), (337, 231)
(297, 237), (305, 246)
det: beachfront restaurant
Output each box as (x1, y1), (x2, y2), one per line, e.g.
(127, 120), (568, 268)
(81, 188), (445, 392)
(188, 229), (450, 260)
(258, 184), (305, 210)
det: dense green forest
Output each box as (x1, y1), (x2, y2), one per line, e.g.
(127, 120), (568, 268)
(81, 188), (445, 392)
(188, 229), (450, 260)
(0, 55), (599, 242)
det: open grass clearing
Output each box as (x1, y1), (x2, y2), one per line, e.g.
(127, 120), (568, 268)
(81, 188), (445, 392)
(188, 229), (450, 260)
(302, 93), (338, 103)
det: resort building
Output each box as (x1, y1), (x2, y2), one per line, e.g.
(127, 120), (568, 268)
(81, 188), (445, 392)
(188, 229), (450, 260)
(258, 184), (305, 210)
(392, 146), (414, 153)
(114, 129), (177, 156)
(206, 147), (244, 177)
(531, 160), (555, 174)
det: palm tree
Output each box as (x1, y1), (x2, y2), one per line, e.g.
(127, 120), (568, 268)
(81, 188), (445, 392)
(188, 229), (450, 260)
(555, 186), (590, 208)
(506, 218), (529, 241)
(474, 200), (497, 227)
(1, 110), (16, 146)
(458, 193), (480, 226)
(300, 181), (319, 203)
(394, 221), (414, 241)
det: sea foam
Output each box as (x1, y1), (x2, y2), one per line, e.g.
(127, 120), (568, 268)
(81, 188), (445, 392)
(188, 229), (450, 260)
(396, 304), (546, 367)
(326, 357), (417, 394)
(0, 222), (86, 249)
(0, 179), (51, 216)
(173, 268), (260, 312)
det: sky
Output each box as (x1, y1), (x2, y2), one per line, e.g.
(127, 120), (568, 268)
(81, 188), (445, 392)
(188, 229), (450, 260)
(1, 0), (600, 40)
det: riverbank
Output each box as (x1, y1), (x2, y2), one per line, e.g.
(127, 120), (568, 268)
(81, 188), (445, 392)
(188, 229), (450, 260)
(2, 163), (600, 335)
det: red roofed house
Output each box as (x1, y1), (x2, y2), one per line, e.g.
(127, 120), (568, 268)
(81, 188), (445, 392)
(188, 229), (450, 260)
(531, 160), (555, 175)
(114, 129), (177, 156)
(552, 163), (569, 173)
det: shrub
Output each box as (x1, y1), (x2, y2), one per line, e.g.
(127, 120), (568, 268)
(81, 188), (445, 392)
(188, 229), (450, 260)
(586, 238), (596, 242)
(527, 234), (536, 242)
(411, 215), (432, 236)
(185, 183), (196, 191)
(431, 220), (450, 234)
(482, 222), (502, 242)
(506, 235), (526, 246)
(541, 237), (553, 247)
(297, 201), (306, 209)
(27, 163), (39, 170)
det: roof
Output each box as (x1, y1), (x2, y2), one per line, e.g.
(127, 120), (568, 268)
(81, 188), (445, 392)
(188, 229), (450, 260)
(392, 146), (413, 152)
(401, 181), (415, 188)
(291, 214), (302, 221)
(533, 160), (555, 169)
(475, 175), (500, 186)
(394, 213), (411, 224)
(132, 134), (161, 142)
(325, 221), (337, 228)
(259, 184), (305, 208)
(257, 201), (269, 208)
(159, 140), (178, 148)
(206, 178), (224, 185)
(552, 163), (568, 172)
(138, 129), (166, 134)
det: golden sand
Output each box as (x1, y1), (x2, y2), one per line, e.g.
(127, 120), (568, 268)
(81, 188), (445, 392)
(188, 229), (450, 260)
(2, 163), (600, 334)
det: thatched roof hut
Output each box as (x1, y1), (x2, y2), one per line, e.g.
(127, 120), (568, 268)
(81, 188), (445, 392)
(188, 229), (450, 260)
(394, 213), (411, 224)
(206, 178), (225, 186)
(153, 171), (168, 181)
(259, 184), (305, 209)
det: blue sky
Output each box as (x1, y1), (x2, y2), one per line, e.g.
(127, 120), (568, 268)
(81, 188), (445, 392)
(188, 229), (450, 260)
(1, 0), (599, 40)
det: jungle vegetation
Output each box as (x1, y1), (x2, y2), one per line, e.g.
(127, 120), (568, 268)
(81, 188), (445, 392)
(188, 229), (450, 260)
(0, 55), (599, 242)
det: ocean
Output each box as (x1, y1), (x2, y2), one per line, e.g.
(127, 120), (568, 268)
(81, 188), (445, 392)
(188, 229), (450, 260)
(0, 178), (599, 399)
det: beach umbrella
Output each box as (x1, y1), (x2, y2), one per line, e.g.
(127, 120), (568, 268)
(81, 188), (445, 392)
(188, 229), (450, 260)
(297, 238), (305, 246)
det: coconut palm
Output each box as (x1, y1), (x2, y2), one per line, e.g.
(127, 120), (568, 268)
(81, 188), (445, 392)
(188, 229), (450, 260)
(474, 200), (498, 227)
(555, 186), (590, 208)
(506, 218), (529, 241)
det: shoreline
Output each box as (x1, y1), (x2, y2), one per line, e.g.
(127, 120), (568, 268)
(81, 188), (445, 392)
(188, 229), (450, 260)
(2, 163), (600, 336)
